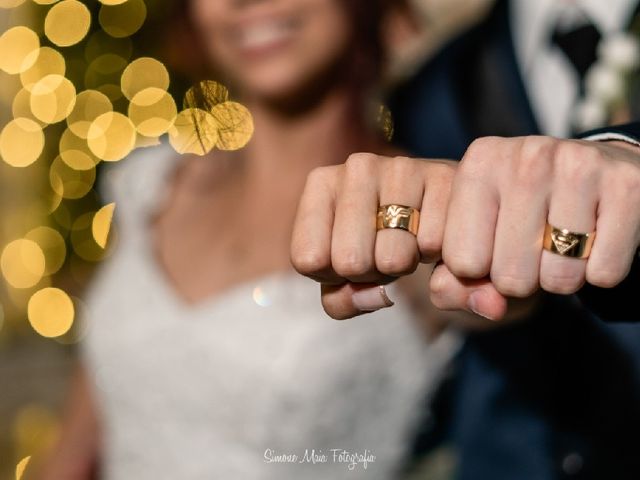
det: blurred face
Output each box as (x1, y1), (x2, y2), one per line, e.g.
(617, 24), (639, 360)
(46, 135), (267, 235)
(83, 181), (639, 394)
(190, 0), (353, 102)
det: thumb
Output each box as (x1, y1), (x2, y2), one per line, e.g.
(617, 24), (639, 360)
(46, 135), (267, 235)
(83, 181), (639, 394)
(429, 263), (508, 321)
(320, 282), (395, 320)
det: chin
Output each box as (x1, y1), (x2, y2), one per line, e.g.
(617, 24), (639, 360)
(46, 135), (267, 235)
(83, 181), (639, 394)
(229, 54), (348, 109)
(242, 72), (309, 100)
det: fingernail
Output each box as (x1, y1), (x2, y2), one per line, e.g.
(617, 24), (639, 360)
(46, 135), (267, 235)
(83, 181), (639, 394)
(468, 290), (497, 321)
(352, 285), (395, 312)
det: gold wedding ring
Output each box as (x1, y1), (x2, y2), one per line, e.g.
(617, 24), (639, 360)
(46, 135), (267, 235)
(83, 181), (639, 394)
(376, 204), (420, 236)
(543, 223), (596, 259)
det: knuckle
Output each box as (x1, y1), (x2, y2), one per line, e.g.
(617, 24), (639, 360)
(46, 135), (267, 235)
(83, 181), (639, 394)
(465, 136), (499, 158)
(460, 138), (499, 175)
(291, 250), (330, 276)
(554, 142), (602, 185)
(305, 165), (338, 189)
(427, 161), (457, 185)
(586, 266), (626, 289)
(376, 251), (418, 276)
(491, 273), (537, 298)
(332, 251), (373, 278)
(512, 137), (555, 188)
(384, 156), (421, 182)
(429, 266), (449, 297)
(417, 235), (443, 261)
(444, 253), (489, 279)
(540, 269), (585, 294)
(345, 152), (378, 173)
(609, 162), (640, 199)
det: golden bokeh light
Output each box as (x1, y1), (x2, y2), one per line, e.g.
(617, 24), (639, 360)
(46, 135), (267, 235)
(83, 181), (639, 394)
(0, 26), (40, 74)
(99, 0), (147, 38)
(67, 89), (113, 139)
(25, 226), (66, 276)
(12, 88), (45, 125)
(1, 239), (46, 289)
(44, 0), (91, 48)
(211, 101), (254, 151)
(20, 47), (66, 92)
(92, 203), (115, 249)
(85, 30), (133, 63)
(168, 109), (219, 156)
(54, 295), (90, 345)
(128, 87), (177, 137)
(16, 456), (30, 480)
(184, 80), (230, 109)
(135, 133), (162, 149)
(0, 0), (251, 345)
(0, 0), (25, 8)
(60, 128), (100, 170)
(121, 57), (169, 101)
(0, 118), (45, 167)
(30, 74), (77, 124)
(71, 212), (107, 262)
(85, 54), (128, 102)
(28, 288), (75, 338)
(0, 70), (23, 107)
(12, 405), (60, 460)
(49, 156), (96, 199)
(87, 111), (136, 162)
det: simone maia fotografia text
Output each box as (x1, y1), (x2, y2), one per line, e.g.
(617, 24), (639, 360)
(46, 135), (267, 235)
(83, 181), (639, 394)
(264, 448), (376, 470)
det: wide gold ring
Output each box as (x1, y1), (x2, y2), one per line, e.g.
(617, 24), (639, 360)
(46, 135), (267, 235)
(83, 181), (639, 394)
(542, 223), (596, 259)
(376, 204), (420, 236)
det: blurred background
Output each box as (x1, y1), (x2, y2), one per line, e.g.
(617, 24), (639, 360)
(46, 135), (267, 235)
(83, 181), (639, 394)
(0, 1), (256, 478)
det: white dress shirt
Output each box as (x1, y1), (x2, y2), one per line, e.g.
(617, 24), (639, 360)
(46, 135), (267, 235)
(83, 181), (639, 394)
(511, 0), (637, 137)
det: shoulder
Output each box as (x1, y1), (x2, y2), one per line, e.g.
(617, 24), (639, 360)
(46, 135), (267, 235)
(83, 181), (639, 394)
(98, 143), (178, 224)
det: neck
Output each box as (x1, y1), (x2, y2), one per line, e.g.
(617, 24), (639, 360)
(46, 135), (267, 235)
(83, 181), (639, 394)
(178, 85), (387, 192)
(242, 86), (379, 176)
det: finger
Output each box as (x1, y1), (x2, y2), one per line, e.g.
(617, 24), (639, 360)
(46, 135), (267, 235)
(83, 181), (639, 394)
(586, 185), (640, 288)
(416, 161), (456, 263)
(540, 162), (598, 294)
(321, 283), (395, 320)
(331, 153), (384, 283)
(442, 154), (500, 279)
(375, 156), (423, 277)
(429, 263), (508, 321)
(291, 166), (343, 284)
(490, 187), (548, 298)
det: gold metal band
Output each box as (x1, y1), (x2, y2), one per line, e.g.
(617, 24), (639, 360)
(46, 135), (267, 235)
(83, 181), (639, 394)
(376, 204), (420, 236)
(542, 223), (596, 259)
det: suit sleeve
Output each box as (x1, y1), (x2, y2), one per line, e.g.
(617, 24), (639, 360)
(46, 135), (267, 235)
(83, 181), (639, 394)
(576, 122), (640, 322)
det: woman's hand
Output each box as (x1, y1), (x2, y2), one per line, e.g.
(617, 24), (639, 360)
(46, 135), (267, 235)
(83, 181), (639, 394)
(290, 137), (640, 321)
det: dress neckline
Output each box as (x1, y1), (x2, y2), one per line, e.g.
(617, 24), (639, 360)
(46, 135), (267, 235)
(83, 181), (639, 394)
(134, 144), (300, 314)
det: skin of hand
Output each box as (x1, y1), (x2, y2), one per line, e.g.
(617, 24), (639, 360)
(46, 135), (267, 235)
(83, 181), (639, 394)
(290, 136), (640, 322)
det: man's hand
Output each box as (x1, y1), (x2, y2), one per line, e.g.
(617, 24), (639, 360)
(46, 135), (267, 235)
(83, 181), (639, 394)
(290, 137), (640, 321)
(443, 137), (640, 296)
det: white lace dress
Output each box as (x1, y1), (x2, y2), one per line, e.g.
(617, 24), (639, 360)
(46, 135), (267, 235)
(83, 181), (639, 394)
(81, 146), (460, 480)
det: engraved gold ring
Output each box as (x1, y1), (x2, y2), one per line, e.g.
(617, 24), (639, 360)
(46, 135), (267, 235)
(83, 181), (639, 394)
(376, 204), (420, 236)
(542, 223), (596, 259)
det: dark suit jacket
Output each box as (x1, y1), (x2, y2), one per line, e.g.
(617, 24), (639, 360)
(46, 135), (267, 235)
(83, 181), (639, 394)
(389, 1), (640, 479)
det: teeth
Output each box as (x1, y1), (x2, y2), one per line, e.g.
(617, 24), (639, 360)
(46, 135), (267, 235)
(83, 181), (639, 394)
(240, 20), (294, 49)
